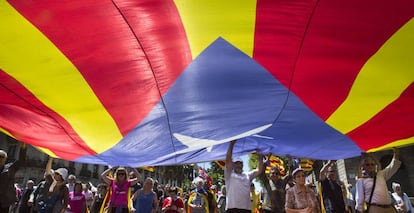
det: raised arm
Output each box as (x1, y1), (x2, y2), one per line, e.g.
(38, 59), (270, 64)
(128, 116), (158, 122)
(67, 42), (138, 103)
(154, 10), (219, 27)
(253, 149), (264, 178)
(101, 167), (113, 185)
(319, 160), (335, 181)
(129, 168), (141, 185)
(392, 147), (399, 161)
(225, 140), (236, 170)
(45, 157), (53, 176)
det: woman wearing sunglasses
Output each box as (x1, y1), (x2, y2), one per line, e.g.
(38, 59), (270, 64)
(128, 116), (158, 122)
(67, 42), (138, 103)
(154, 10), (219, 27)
(101, 167), (140, 213)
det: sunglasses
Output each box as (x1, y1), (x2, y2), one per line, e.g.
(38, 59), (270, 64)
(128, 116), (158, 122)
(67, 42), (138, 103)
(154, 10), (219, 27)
(117, 173), (126, 176)
(0, 156), (5, 158)
(365, 163), (375, 166)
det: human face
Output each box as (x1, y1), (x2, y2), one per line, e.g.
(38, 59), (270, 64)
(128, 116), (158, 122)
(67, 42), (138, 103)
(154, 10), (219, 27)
(117, 171), (127, 179)
(169, 190), (177, 199)
(54, 173), (63, 181)
(269, 170), (280, 180)
(233, 161), (243, 174)
(144, 178), (153, 189)
(327, 167), (336, 181)
(363, 159), (376, 174)
(75, 183), (83, 193)
(68, 177), (75, 184)
(394, 186), (402, 195)
(294, 171), (306, 186)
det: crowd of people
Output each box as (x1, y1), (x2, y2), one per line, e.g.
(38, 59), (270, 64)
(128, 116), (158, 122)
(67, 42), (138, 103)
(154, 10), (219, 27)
(1, 142), (412, 213)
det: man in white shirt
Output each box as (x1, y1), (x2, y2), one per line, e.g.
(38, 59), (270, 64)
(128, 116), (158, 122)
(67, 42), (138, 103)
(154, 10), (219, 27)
(66, 174), (76, 193)
(224, 140), (263, 213)
(355, 148), (401, 213)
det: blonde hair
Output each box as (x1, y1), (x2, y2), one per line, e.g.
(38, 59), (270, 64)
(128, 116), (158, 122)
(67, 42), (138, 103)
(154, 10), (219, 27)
(115, 167), (128, 182)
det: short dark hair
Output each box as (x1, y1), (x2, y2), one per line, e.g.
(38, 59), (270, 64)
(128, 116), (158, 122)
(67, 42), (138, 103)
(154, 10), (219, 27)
(270, 167), (280, 174)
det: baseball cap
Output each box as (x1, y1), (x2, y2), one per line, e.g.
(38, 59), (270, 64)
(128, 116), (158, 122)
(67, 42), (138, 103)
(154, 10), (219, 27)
(233, 156), (243, 163)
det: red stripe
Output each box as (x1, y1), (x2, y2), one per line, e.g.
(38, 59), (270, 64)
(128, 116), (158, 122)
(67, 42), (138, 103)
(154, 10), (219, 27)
(254, 0), (413, 120)
(348, 83), (414, 150)
(9, 0), (191, 136)
(0, 69), (96, 159)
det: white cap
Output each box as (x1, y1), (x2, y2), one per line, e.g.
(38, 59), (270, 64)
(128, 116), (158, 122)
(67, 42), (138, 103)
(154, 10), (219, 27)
(233, 156), (243, 163)
(54, 168), (68, 181)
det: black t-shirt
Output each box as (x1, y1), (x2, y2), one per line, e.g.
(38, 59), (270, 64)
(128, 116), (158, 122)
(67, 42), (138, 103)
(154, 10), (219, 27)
(321, 178), (346, 213)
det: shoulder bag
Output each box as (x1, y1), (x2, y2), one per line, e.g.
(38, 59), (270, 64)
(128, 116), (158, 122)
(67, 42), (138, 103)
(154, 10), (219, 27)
(365, 175), (376, 213)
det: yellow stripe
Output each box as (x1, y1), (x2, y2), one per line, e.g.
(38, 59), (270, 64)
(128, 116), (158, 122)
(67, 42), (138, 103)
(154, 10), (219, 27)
(0, 128), (13, 138)
(327, 19), (414, 133)
(174, 0), (257, 58)
(36, 147), (58, 158)
(0, 2), (122, 153)
(367, 136), (414, 152)
(0, 129), (58, 157)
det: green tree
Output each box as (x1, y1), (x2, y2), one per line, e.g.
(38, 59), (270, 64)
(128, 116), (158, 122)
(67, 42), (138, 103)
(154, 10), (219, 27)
(206, 161), (224, 188)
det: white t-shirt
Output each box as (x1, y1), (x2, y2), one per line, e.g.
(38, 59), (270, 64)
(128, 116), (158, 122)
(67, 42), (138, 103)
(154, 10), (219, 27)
(355, 158), (401, 212)
(224, 167), (255, 211)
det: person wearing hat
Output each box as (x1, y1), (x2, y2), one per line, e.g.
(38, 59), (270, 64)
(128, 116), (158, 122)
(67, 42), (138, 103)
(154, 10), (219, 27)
(224, 140), (263, 213)
(45, 157), (69, 213)
(391, 182), (413, 213)
(0, 143), (26, 213)
(285, 168), (320, 213)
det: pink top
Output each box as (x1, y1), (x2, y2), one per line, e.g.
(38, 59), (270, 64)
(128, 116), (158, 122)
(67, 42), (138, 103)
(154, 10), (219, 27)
(68, 192), (86, 213)
(110, 180), (131, 207)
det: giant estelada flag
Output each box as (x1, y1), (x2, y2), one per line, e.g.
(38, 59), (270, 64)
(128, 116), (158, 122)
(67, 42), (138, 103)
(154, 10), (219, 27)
(1, 0), (413, 167)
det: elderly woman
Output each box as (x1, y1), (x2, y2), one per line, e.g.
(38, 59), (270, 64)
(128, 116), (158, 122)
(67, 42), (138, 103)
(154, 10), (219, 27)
(101, 167), (140, 213)
(187, 177), (209, 213)
(285, 168), (320, 213)
(391, 182), (413, 213)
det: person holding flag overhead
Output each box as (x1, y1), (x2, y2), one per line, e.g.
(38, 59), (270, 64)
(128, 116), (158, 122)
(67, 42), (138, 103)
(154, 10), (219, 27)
(260, 154), (293, 213)
(225, 140), (263, 213)
(101, 167), (140, 213)
(319, 160), (346, 213)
